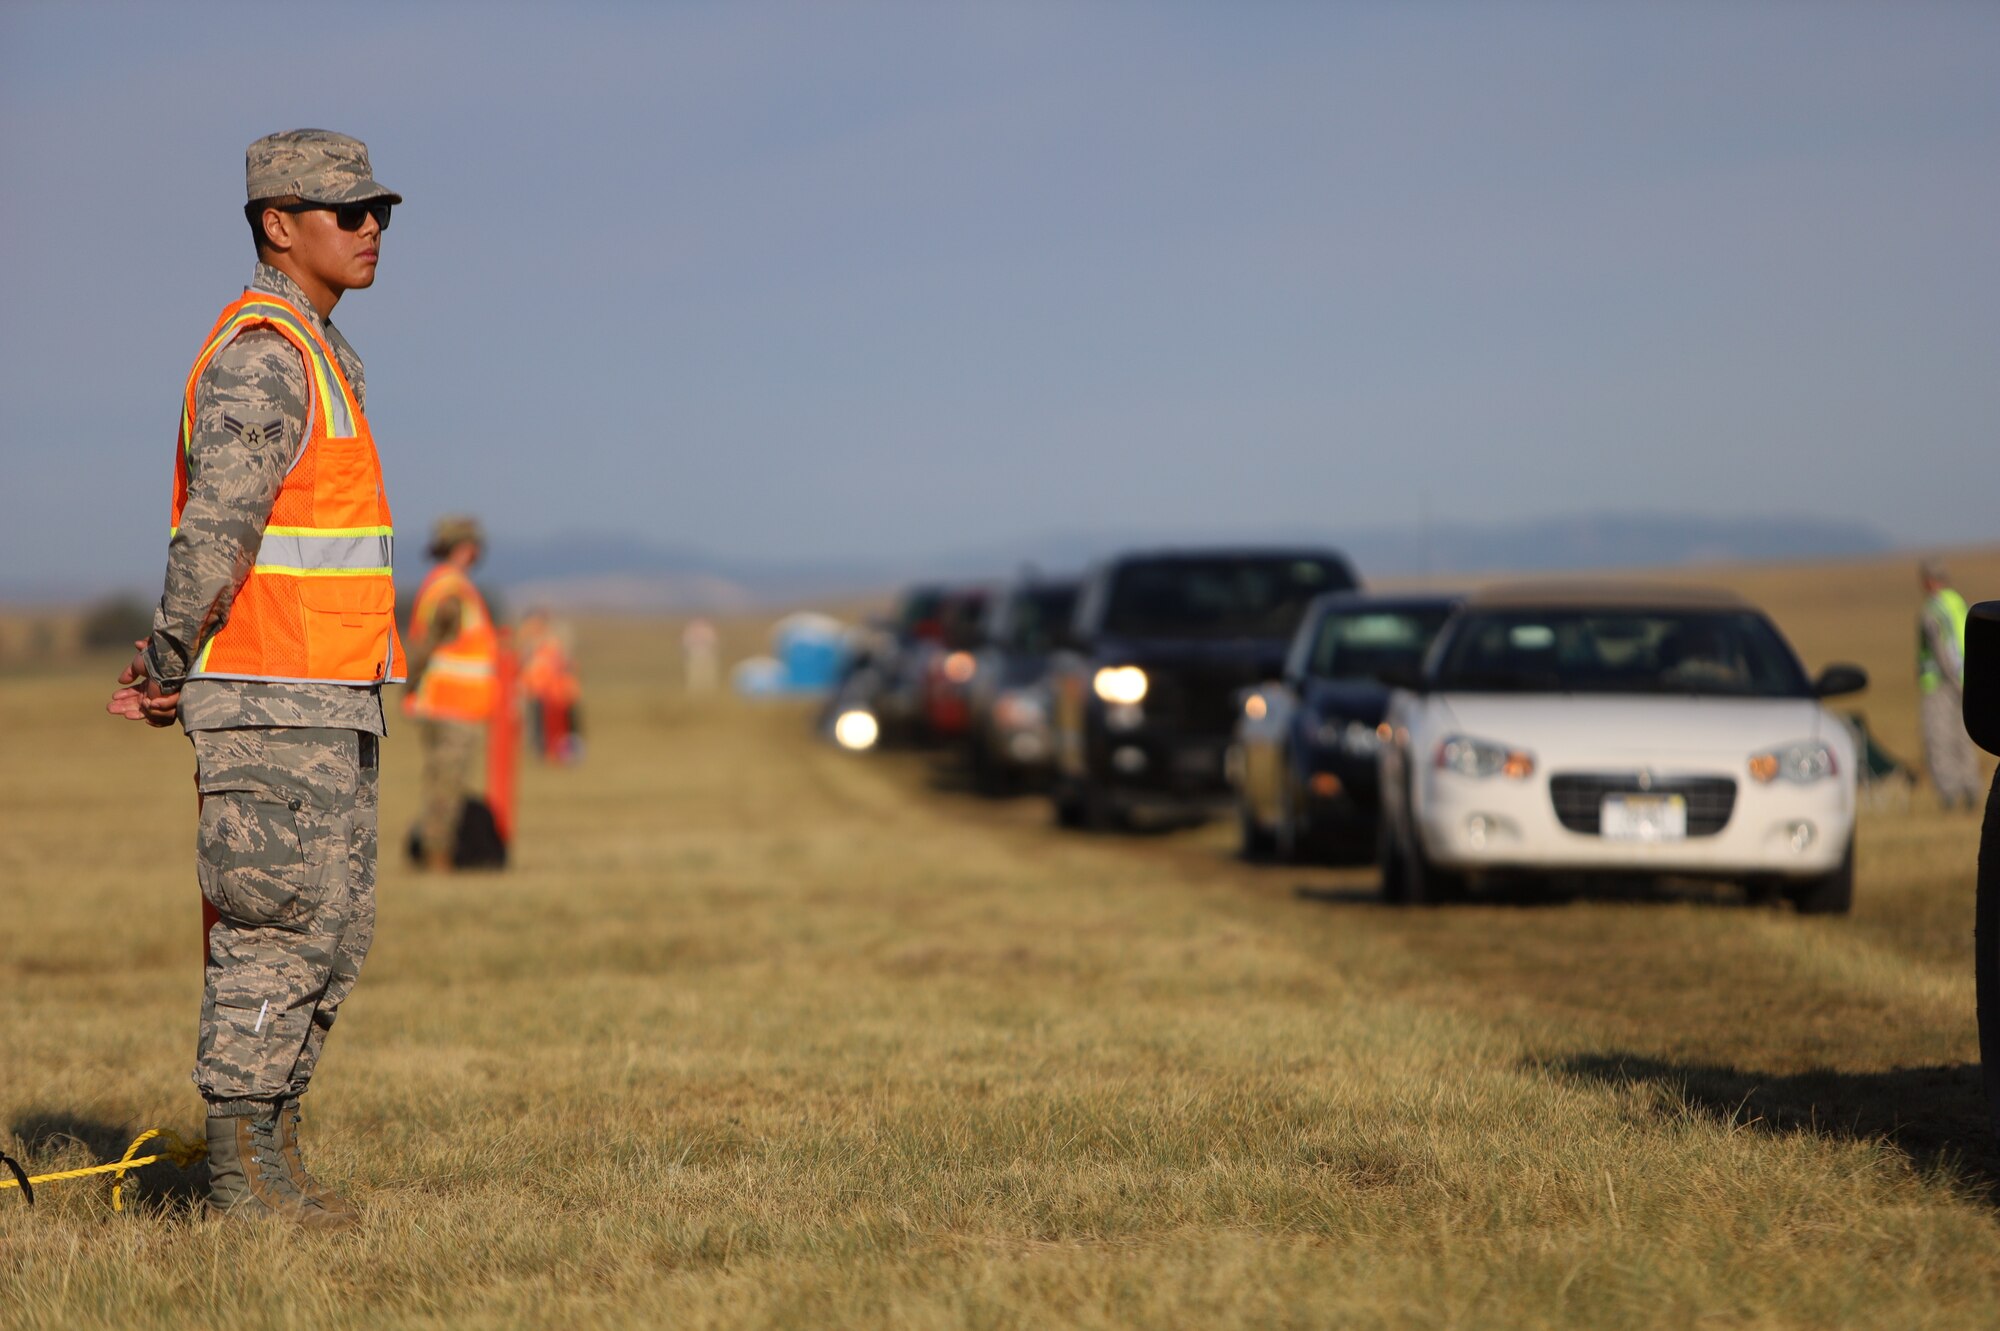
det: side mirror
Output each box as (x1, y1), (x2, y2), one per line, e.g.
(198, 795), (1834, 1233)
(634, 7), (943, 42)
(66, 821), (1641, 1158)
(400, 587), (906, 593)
(1812, 664), (1869, 699)
(1965, 601), (2000, 755)
(1377, 665), (1427, 694)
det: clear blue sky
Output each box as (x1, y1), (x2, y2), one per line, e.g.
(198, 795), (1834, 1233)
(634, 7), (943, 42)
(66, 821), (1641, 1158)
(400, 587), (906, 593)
(3, 1), (1995, 596)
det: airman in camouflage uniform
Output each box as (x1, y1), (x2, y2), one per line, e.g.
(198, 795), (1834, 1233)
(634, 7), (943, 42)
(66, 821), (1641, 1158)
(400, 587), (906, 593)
(108, 130), (402, 1229)
(408, 516), (492, 869)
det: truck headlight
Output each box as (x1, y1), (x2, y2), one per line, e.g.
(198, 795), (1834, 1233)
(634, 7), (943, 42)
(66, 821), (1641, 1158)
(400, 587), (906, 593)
(1748, 742), (1836, 784)
(1093, 666), (1149, 705)
(1434, 734), (1535, 780)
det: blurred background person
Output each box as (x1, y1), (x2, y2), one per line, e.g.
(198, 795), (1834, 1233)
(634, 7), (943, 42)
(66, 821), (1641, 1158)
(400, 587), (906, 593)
(519, 608), (582, 764)
(404, 516), (499, 867)
(1918, 559), (1982, 810)
(683, 617), (719, 693)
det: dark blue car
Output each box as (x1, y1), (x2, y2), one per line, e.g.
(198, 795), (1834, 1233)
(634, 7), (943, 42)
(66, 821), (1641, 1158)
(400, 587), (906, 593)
(1231, 591), (1460, 863)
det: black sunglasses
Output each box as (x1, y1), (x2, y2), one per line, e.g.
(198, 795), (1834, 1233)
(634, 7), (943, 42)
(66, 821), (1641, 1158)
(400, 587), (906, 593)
(272, 200), (393, 232)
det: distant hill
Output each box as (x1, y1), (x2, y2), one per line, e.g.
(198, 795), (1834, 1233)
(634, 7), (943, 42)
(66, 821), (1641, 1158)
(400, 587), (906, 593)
(480, 511), (1894, 610)
(8, 511), (1897, 611)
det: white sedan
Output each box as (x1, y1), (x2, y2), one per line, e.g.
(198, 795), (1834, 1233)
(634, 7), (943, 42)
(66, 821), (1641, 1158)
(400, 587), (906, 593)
(1377, 583), (1868, 913)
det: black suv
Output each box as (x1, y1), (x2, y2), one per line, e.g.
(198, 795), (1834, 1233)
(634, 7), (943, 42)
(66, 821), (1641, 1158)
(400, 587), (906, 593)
(1048, 547), (1358, 828)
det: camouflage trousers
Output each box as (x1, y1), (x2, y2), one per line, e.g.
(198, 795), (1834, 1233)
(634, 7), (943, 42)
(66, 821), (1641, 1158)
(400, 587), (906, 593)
(192, 727), (377, 1111)
(1922, 688), (1984, 808)
(417, 718), (483, 862)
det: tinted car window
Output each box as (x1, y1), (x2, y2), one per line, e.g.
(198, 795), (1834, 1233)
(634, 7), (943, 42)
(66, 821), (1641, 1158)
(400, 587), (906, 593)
(1310, 608), (1454, 682)
(896, 590), (944, 636)
(939, 593), (990, 650)
(1102, 557), (1353, 640)
(1432, 610), (1810, 697)
(1006, 587), (1078, 653)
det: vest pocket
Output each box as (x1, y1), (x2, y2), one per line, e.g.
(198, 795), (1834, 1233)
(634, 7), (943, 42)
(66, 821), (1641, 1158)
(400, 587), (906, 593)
(300, 578), (397, 680)
(310, 438), (386, 530)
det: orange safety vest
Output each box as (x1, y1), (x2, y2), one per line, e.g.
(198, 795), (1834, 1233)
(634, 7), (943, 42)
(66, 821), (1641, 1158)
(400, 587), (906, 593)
(405, 565), (500, 722)
(521, 636), (580, 705)
(173, 291), (405, 686)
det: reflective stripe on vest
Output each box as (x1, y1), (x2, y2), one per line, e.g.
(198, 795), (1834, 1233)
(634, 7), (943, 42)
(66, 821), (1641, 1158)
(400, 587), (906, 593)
(253, 527), (395, 575)
(407, 566), (500, 721)
(172, 290), (405, 687)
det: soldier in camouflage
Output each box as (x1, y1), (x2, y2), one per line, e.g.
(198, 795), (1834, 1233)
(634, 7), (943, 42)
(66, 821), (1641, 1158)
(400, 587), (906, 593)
(407, 516), (493, 870)
(107, 129), (402, 1230)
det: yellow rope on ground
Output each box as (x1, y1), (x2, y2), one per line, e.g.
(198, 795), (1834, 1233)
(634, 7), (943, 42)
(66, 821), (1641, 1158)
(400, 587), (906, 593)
(0, 1128), (207, 1212)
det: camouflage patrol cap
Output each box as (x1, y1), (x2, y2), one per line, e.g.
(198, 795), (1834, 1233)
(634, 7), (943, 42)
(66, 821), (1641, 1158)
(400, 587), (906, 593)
(428, 515), (485, 559)
(246, 129), (402, 205)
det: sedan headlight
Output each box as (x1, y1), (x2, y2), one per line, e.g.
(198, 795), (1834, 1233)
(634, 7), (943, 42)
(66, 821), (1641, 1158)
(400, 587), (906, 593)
(1315, 718), (1381, 757)
(1434, 734), (1535, 780)
(1093, 666), (1149, 705)
(832, 710), (880, 751)
(992, 689), (1048, 730)
(1748, 741), (1837, 784)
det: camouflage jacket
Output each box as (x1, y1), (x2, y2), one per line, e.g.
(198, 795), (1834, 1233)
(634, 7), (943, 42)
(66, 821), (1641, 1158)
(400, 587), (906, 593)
(148, 264), (387, 734)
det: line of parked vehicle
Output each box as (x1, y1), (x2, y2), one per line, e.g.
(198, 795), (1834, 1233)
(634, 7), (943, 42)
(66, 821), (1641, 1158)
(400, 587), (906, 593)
(823, 545), (1873, 914)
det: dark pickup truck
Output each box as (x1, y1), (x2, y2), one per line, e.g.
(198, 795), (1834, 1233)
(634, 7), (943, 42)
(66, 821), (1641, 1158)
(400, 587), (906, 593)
(1047, 547), (1359, 829)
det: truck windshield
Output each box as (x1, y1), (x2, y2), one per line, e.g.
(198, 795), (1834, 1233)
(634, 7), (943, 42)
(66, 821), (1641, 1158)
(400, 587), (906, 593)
(1102, 557), (1353, 640)
(1431, 609), (1811, 697)
(1310, 607), (1454, 682)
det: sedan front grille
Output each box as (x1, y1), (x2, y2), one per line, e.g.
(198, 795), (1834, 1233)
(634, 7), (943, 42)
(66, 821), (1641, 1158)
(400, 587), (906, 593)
(1549, 773), (1737, 837)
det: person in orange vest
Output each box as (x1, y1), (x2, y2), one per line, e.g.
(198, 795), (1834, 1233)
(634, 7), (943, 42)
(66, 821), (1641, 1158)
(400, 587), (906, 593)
(404, 515), (500, 869)
(105, 129), (402, 1229)
(518, 608), (582, 763)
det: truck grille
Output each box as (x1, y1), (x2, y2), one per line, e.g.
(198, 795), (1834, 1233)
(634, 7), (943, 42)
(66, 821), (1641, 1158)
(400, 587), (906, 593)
(1141, 669), (1255, 734)
(1549, 773), (1737, 837)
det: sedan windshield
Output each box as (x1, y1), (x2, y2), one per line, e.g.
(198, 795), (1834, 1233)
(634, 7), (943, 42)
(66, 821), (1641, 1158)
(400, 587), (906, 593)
(1431, 609), (1810, 697)
(1310, 607), (1454, 682)
(1102, 557), (1354, 640)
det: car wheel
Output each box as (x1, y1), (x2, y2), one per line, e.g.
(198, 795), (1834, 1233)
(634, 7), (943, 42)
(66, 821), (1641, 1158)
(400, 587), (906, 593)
(970, 737), (1010, 797)
(1976, 774), (2000, 1140)
(1786, 837), (1855, 916)
(1058, 777), (1119, 832)
(1377, 808), (1406, 903)
(1238, 802), (1275, 862)
(1273, 784), (1305, 864)
(1380, 801), (1462, 906)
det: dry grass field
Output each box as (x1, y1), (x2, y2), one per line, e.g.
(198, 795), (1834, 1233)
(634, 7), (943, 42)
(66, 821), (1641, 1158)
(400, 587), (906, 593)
(4, 549), (2000, 1329)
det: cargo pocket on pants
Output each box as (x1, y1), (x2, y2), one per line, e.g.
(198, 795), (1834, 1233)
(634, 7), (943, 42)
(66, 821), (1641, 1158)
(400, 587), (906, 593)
(197, 791), (316, 931)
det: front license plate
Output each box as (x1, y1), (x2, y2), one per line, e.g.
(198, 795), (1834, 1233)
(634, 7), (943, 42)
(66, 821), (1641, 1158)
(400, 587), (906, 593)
(1601, 793), (1687, 842)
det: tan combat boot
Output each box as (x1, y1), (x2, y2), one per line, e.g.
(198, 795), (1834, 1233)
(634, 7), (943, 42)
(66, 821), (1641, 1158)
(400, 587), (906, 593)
(275, 1099), (359, 1222)
(205, 1113), (356, 1231)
